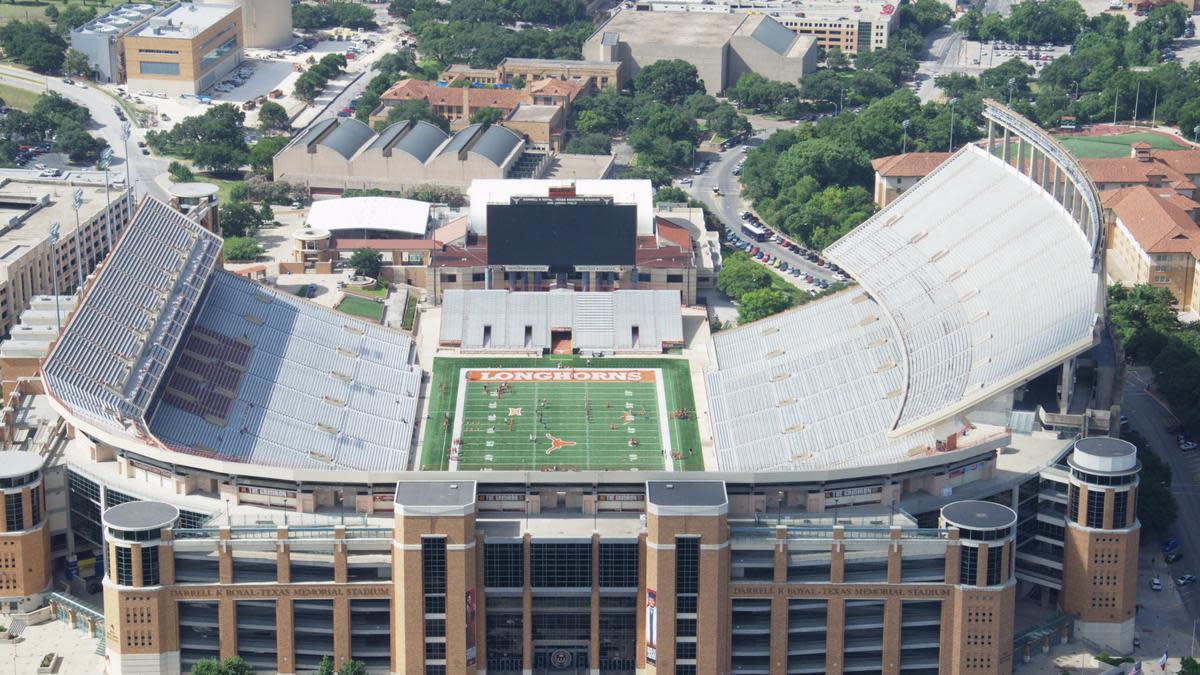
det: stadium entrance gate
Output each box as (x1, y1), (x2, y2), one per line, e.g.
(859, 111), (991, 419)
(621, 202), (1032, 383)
(533, 644), (589, 673)
(551, 330), (572, 354)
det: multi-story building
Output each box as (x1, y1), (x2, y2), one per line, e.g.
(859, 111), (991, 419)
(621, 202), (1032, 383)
(1081, 143), (1200, 197)
(426, 179), (706, 304)
(871, 152), (953, 207)
(1102, 184), (1200, 313)
(0, 177), (132, 334)
(376, 80), (536, 130)
(629, 0), (902, 54)
(583, 11), (818, 96)
(69, 3), (162, 83)
(0, 101), (1145, 674)
(122, 2), (244, 96)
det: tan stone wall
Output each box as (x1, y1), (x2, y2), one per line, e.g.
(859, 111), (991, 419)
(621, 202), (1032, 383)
(1062, 522), (1140, 625)
(123, 9), (242, 92)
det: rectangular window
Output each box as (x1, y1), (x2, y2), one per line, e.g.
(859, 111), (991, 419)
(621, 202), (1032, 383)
(138, 61), (181, 76)
(985, 545), (1003, 586)
(675, 536), (699, 595)
(115, 546), (134, 585)
(959, 545), (978, 585)
(599, 542), (639, 588)
(424, 642), (446, 659)
(422, 537), (447, 596)
(484, 542), (523, 588)
(666, 274), (684, 283)
(531, 543), (592, 588)
(1113, 490), (1129, 528)
(472, 272), (486, 282)
(1086, 488), (1105, 529)
(199, 36), (238, 71)
(29, 485), (40, 527)
(442, 274), (457, 283)
(4, 492), (22, 531)
(1068, 484), (1080, 521)
(142, 546), (160, 586)
(138, 48), (179, 55)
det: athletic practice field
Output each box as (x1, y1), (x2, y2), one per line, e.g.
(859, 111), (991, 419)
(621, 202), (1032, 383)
(1057, 131), (1188, 158)
(421, 357), (703, 471)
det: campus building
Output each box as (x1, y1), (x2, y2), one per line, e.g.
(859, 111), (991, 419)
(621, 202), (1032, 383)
(629, 0), (902, 54)
(0, 177), (133, 335)
(583, 11), (819, 95)
(0, 101), (1145, 674)
(69, 3), (162, 84)
(122, 2), (244, 96)
(272, 118), (615, 196)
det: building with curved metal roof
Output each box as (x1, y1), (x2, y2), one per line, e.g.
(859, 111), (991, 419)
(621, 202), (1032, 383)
(276, 118), (608, 194)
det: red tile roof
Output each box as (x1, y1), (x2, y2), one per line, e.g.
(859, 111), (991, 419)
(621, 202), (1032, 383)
(1103, 186), (1200, 257)
(871, 152), (953, 177)
(636, 236), (692, 268)
(429, 241), (489, 268)
(330, 238), (438, 251)
(381, 79), (532, 113)
(654, 218), (693, 251)
(1080, 150), (1200, 187)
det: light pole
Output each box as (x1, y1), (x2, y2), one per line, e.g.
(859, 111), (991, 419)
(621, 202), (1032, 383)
(1007, 77), (1015, 105)
(99, 147), (113, 256)
(838, 83), (844, 115)
(948, 99), (958, 153)
(50, 223), (61, 332)
(121, 121), (133, 203)
(901, 119), (910, 154)
(71, 188), (84, 292)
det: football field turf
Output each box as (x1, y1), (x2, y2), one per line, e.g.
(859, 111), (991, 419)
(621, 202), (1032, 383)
(421, 357), (704, 471)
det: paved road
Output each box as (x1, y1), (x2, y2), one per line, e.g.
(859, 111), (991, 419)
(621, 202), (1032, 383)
(0, 64), (169, 201)
(1122, 367), (1200, 619)
(684, 128), (839, 284)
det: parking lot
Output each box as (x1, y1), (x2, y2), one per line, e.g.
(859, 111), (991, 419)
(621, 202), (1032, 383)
(722, 216), (850, 297)
(958, 40), (1072, 72)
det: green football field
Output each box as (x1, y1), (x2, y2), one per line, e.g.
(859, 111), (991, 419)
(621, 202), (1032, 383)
(421, 356), (704, 472)
(1057, 131), (1188, 158)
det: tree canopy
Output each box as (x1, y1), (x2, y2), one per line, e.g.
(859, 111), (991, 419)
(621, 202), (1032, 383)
(223, 236), (263, 261)
(293, 2), (377, 29)
(0, 22), (67, 73)
(145, 104), (249, 174)
(189, 656), (253, 675)
(469, 106), (504, 125)
(221, 201), (263, 238)
(257, 101), (290, 133)
(350, 249), (384, 279)
(377, 99), (450, 132)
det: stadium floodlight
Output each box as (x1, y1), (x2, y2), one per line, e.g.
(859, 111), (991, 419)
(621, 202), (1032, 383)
(50, 223), (61, 332)
(72, 188), (85, 292)
(121, 122), (133, 200)
(99, 148), (114, 253)
(1007, 77), (1016, 105)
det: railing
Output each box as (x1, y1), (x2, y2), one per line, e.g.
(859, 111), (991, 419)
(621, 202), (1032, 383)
(173, 525), (394, 540)
(49, 591), (104, 623)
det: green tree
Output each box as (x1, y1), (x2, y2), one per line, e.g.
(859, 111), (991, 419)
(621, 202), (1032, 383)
(223, 236), (263, 261)
(349, 249), (383, 279)
(0, 22), (66, 73)
(258, 202), (275, 222)
(737, 288), (793, 323)
(469, 106), (504, 126)
(338, 660), (369, 675)
(55, 4), (97, 34)
(249, 136), (289, 176)
(562, 132), (610, 155)
(632, 59), (705, 105)
(53, 123), (107, 163)
(1107, 283), (1179, 361)
(316, 657), (336, 675)
(230, 182), (250, 202)
(654, 186), (689, 204)
(1181, 657), (1200, 675)
(716, 252), (774, 300)
(189, 656), (254, 675)
(63, 49), (91, 78)
(706, 104), (750, 138)
(510, 75), (526, 89)
(145, 104), (249, 172)
(168, 161), (194, 182)
(43, 5), (58, 20)
(257, 101), (290, 133)
(220, 202), (263, 238)
(825, 47), (850, 71)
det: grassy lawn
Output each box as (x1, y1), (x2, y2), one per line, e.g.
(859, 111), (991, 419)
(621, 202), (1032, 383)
(0, 82), (42, 111)
(1058, 131), (1189, 158)
(335, 295), (385, 322)
(194, 174), (244, 204)
(344, 281), (389, 298)
(401, 292), (416, 331)
(420, 356), (704, 472)
(0, 0), (132, 23)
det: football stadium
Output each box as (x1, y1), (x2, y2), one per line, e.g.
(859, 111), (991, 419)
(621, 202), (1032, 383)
(0, 100), (1149, 675)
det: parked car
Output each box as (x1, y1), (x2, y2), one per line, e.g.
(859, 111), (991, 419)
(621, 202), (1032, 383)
(1151, 578), (1163, 591)
(1168, 552), (1184, 564)
(1177, 574), (1196, 587)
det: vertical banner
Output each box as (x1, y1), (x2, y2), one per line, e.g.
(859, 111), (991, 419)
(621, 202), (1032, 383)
(466, 589), (477, 666)
(646, 589), (657, 664)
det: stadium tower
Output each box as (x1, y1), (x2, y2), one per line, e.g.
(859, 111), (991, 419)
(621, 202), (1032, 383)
(1060, 437), (1140, 651)
(0, 453), (51, 613)
(102, 501), (180, 675)
(940, 501), (1017, 673)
